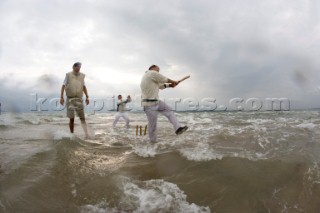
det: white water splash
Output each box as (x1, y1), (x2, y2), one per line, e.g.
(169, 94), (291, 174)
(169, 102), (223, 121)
(81, 178), (211, 212)
(179, 144), (223, 161)
(131, 142), (158, 157)
(53, 130), (75, 140)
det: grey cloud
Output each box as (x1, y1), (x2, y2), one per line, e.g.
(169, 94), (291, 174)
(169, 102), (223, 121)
(35, 74), (60, 93)
(0, 78), (29, 112)
(1, 0), (320, 110)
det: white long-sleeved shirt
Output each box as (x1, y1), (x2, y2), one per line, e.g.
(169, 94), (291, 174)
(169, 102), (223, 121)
(140, 70), (168, 107)
(117, 99), (130, 112)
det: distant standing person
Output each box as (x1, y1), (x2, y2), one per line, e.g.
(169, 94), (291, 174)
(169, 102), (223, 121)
(113, 95), (131, 128)
(140, 65), (188, 143)
(60, 62), (89, 139)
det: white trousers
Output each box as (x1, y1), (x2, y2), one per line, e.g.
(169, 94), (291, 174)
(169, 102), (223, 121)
(144, 100), (181, 142)
(113, 112), (130, 128)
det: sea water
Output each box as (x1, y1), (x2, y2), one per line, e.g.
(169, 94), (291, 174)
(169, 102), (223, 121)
(0, 110), (320, 212)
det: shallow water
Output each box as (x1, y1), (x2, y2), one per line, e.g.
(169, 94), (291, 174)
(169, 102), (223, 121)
(0, 110), (320, 212)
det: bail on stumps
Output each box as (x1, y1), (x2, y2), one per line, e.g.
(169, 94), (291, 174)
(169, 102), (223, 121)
(136, 125), (147, 136)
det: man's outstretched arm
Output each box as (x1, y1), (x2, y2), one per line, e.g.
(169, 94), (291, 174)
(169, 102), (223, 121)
(83, 86), (89, 105)
(167, 78), (179, 88)
(60, 85), (65, 105)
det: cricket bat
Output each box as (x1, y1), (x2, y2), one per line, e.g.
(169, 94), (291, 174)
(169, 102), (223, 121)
(178, 75), (190, 83)
(165, 75), (190, 87)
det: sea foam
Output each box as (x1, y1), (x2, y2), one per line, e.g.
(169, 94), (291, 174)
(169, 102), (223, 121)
(81, 179), (211, 213)
(122, 179), (211, 213)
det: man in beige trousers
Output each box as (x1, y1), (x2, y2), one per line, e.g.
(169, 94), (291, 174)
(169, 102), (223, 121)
(140, 65), (188, 143)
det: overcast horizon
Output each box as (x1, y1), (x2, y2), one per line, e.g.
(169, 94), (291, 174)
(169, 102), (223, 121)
(1, 0), (320, 112)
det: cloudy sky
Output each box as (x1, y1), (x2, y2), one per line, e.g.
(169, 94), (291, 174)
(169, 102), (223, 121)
(0, 0), (320, 111)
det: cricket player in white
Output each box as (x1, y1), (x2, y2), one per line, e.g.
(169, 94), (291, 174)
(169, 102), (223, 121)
(140, 65), (188, 143)
(113, 95), (131, 128)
